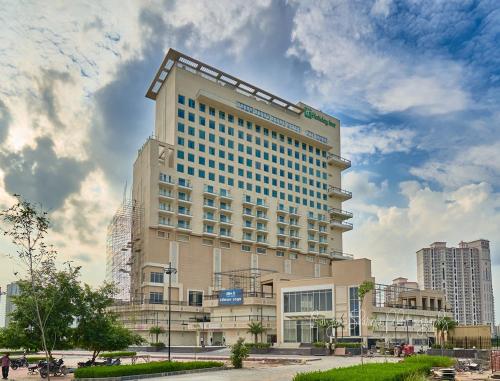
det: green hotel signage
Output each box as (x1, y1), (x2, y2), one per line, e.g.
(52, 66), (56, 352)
(304, 107), (336, 128)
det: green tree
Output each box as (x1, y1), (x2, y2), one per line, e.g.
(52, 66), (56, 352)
(6, 268), (81, 355)
(434, 316), (458, 354)
(1, 196), (74, 380)
(329, 318), (344, 344)
(149, 326), (165, 344)
(73, 283), (144, 363)
(247, 321), (266, 344)
(358, 281), (375, 365)
(230, 337), (249, 369)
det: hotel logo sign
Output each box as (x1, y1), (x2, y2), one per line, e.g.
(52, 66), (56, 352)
(304, 107), (336, 128)
(218, 289), (244, 305)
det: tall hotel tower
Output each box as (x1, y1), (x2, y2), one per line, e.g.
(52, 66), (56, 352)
(129, 50), (353, 306)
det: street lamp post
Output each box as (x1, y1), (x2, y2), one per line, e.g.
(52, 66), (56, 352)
(164, 262), (177, 362)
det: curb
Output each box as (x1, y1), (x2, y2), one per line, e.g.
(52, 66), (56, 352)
(75, 366), (229, 381)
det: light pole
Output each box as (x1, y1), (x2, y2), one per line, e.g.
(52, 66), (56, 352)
(165, 262), (177, 362)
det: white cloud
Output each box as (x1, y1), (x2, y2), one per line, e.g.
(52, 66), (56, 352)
(342, 123), (416, 160)
(287, 1), (469, 116)
(344, 181), (500, 318)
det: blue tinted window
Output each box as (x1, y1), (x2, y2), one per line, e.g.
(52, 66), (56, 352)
(177, 151), (184, 159)
(177, 123), (185, 132)
(199, 157), (205, 165)
(188, 113), (195, 122)
(199, 143), (205, 152)
(199, 103), (206, 112)
(199, 169), (205, 178)
(188, 126), (195, 136)
(178, 137), (184, 145)
(188, 166), (194, 175)
(177, 163), (184, 173)
(178, 109), (185, 118)
(188, 98), (195, 108)
(178, 94), (185, 104)
(209, 120), (215, 129)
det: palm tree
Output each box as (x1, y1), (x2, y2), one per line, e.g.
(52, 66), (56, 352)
(149, 325), (165, 344)
(247, 321), (266, 344)
(434, 317), (457, 354)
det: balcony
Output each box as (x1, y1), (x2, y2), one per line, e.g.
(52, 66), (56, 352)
(203, 214), (217, 224)
(256, 199), (269, 210)
(159, 191), (174, 201)
(276, 241), (287, 249)
(289, 233), (300, 240)
(219, 231), (232, 239)
(327, 153), (351, 170)
(277, 205), (288, 215)
(277, 230), (287, 238)
(203, 185), (217, 198)
(277, 218), (287, 226)
(176, 222), (192, 232)
(328, 207), (353, 220)
(203, 201), (217, 210)
(289, 221), (300, 228)
(242, 210), (254, 218)
(202, 228), (217, 237)
(256, 239), (269, 246)
(330, 250), (354, 260)
(177, 209), (192, 218)
(177, 195), (192, 205)
(158, 207), (174, 215)
(289, 244), (300, 251)
(307, 212), (317, 221)
(318, 240), (328, 246)
(220, 205), (233, 214)
(256, 225), (268, 233)
(242, 235), (255, 243)
(318, 215), (328, 224)
(219, 218), (233, 227)
(242, 195), (255, 206)
(307, 224), (317, 232)
(289, 207), (299, 216)
(159, 174), (175, 186)
(177, 178), (192, 190)
(242, 224), (255, 231)
(328, 186), (352, 200)
(330, 220), (353, 231)
(307, 237), (318, 243)
(256, 213), (269, 222)
(158, 220), (174, 229)
(308, 248), (319, 254)
(219, 189), (232, 201)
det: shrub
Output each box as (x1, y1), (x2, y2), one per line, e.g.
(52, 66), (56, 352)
(74, 360), (223, 378)
(230, 338), (249, 369)
(244, 342), (271, 349)
(150, 342), (166, 348)
(313, 342), (326, 348)
(99, 351), (137, 358)
(293, 355), (453, 381)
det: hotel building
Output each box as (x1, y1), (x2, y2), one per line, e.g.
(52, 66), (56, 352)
(417, 240), (495, 330)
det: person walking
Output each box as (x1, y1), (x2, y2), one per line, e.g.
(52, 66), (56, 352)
(1, 353), (10, 380)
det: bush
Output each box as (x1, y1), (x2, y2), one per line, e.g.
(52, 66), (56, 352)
(99, 351), (137, 358)
(313, 342), (326, 348)
(150, 342), (166, 348)
(334, 342), (361, 348)
(230, 338), (249, 369)
(293, 355), (453, 381)
(74, 360), (223, 378)
(244, 342), (271, 349)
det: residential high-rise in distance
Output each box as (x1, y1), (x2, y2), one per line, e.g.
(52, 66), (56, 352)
(417, 240), (495, 330)
(129, 49), (353, 305)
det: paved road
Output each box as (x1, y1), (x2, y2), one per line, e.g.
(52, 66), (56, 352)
(148, 356), (395, 381)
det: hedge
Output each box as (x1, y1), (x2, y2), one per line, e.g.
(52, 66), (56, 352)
(293, 355), (453, 381)
(334, 342), (362, 348)
(99, 351), (137, 358)
(74, 360), (224, 379)
(244, 343), (271, 349)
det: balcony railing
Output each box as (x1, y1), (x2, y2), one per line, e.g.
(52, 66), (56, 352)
(328, 186), (352, 199)
(327, 153), (351, 169)
(330, 251), (354, 260)
(330, 220), (353, 231)
(204, 291), (275, 300)
(328, 207), (353, 219)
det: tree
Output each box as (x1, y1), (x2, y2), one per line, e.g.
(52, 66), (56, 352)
(247, 321), (266, 344)
(149, 326), (165, 344)
(230, 338), (249, 369)
(1, 196), (63, 380)
(329, 319), (344, 344)
(7, 268), (81, 355)
(358, 281), (375, 365)
(434, 316), (457, 354)
(73, 283), (144, 362)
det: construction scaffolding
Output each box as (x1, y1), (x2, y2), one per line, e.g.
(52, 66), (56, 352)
(106, 191), (140, 301)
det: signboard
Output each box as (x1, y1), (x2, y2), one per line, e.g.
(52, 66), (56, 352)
(304, 106), (337, 128)
(218, 289), (244, 305)
(236, 101), (329, 145)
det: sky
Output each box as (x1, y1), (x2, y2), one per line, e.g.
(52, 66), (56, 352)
(0, 0), (499, 319)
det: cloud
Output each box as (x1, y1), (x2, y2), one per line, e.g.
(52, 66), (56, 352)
(0, 99), (12, 144)
(35, 69), (72, 130)
(287, 1), (469, 116)
(345, 181), (500, 307)
(0, 136), (92, 210)
(342, 123), (416, 160)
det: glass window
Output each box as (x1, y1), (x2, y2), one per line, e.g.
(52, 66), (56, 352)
(150, 272), (164, 283)
(188, 290), (203, 306)
(177, 109), (185, 118)
(178, 94), (185, 104)
(149, 292), (163, 304)
(177, 122), (185, 132)
(199, 103), (206, 112)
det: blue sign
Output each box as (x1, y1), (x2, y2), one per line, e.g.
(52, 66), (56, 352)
(219, 289), (244, 305)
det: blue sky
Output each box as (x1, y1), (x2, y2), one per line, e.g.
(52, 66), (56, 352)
(0, 0), (499, 319)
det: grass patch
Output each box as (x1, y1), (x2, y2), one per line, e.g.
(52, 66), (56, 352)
(74, 360), (224, 379)
(293, 355), (453, 381)
(98, 351), (137, 358)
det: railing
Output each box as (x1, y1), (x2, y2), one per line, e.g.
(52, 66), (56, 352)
(327, 153), (351, 167)
(328, 207), (353, 218)
(330, 220), (353, 228)
(204, 291), (275, 300)
(330, 251), (354, 259)
(328, 186), (352, 198)
(178, 179), (192, 188)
